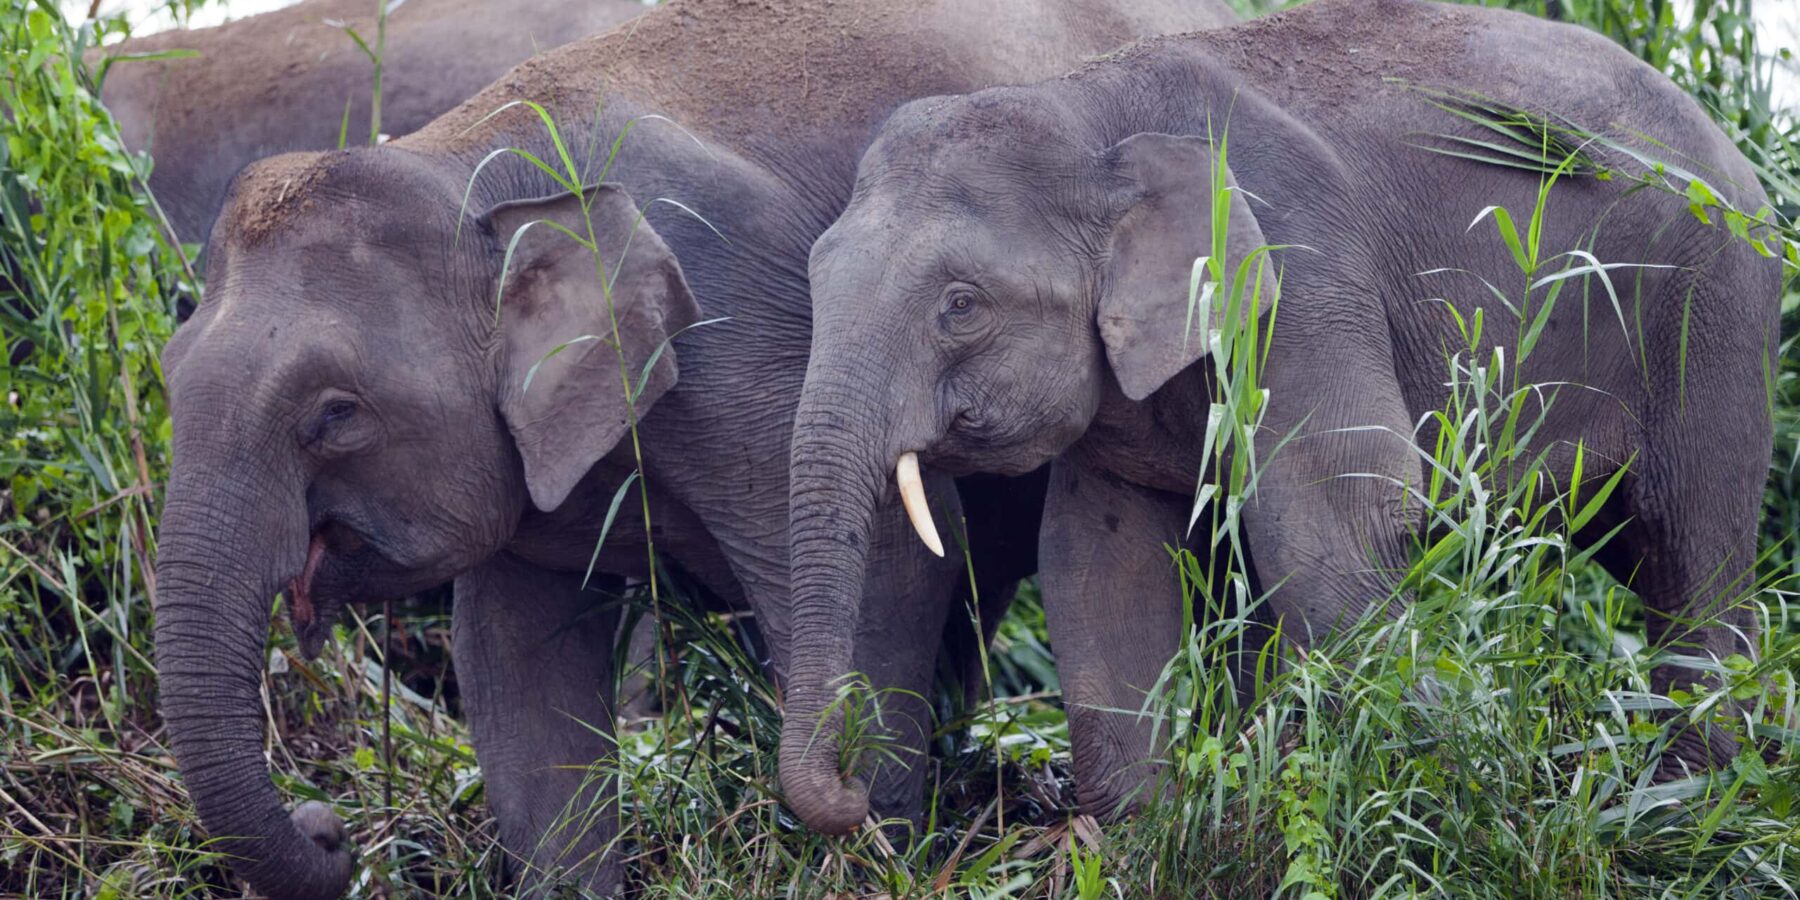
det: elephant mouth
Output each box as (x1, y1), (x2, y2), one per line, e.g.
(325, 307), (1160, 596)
(286, 521), (377, 659)
(913, 441), (1056, 480)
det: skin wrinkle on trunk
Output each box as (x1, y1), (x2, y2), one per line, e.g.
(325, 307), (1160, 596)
(153, 458), (352, 900)
(779, 357), (895, 835)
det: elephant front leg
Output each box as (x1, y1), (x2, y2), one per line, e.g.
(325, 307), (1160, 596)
(1039, 457), (1192, 820)
(849, 472), (966, 826)
(453, 554), (622, 895)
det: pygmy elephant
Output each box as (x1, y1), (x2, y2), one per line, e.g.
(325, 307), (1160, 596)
(151, 0), (1238, 896)
(98, 0), (649, 245)
(783, 0), (1782, 828)
(98, 0), (672, 715)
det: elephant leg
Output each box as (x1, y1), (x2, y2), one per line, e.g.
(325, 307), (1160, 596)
(853, 471), (965, 825)
(1242, 461), (1417, 648)
(1624, 481), (1761, 775)
(453, 554), (621, 896)
(1039, 456), (1190, 819)
(1245, 315), (1422, 652)
(1626, 318), (1769, 773)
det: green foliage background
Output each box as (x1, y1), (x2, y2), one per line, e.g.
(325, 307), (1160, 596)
(0, 0), (1796, 896)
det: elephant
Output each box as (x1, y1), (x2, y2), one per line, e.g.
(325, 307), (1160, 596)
(150, 0), (1240, 896)
(783, 0), (1783, 829)
(95, 0), (677, 714)
(96, 0), (649, 246)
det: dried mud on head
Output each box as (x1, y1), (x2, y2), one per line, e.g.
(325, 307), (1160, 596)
(213, 151), (340, 247)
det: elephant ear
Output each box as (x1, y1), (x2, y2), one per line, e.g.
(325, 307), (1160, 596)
(1095, 132), (1271, 401)
(486, 184), (700, 512)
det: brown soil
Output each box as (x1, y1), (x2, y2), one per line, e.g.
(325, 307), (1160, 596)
(413, 0), (1238, 156)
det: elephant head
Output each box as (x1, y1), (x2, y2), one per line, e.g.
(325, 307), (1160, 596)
(154, 147), (695, 899)
(780, 90), (1269, 833)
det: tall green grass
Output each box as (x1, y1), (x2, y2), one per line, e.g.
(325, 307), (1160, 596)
(1129, 249), (1798, 896)
(2, 2), (183, 888)
(2, 0), (1797, 896)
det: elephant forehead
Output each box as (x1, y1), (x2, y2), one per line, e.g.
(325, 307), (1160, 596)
(181, 296), (360, 372)
(219, 147), (458, 247)
(217, 151), (338, 245)
(194, 260), (449, 382)
(205, 245), (308, 321)
(885, 89), (1059, 152)
(815, 211), (956, 289)
(816, 220), (1083, 325)
(212, 227), (459, 323)
(838, 197), (1072, 277)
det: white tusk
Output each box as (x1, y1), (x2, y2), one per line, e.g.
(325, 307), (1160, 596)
(895, 452), (945, 558)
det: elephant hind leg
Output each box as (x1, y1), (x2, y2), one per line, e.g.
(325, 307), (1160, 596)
(454, 554), (623, 895)
(1611, 379), (1770, 774)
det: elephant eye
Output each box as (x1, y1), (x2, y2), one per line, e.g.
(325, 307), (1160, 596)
(304, 399), (357, 446)
(937, 284), (995, 342)
(301, 394), (378, 455)
(941, 286), (979, 316)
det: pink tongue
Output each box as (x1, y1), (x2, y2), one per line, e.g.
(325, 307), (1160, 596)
(287, 532), (328, 629)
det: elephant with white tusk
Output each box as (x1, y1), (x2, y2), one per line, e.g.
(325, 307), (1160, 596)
(789, 0), (1782, 822)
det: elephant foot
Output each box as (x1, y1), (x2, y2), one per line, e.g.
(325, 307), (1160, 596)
(513, 859), (624, 899)
(1651, 717), (1743, 783)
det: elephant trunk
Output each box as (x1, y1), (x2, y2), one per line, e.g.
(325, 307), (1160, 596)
(778, 354), (896, 836)
(154, 459), (353, 900)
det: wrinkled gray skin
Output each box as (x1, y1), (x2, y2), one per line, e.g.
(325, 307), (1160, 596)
(151, 0), (1238, 897)
(98, 0), (679, 717)
(795, 0), (1782, 825)
(98, 0), (649, 245)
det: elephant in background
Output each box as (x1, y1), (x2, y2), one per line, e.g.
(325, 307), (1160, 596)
(785, 0), (1781, 825)
(96, 0), (649, 245)
(151, 0), (1239, 896)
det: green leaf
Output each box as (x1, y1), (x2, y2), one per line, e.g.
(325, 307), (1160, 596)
(581, 470), (641, 590)
(1469, 205), (1530, 274)
(1733, 749), (1769, 786)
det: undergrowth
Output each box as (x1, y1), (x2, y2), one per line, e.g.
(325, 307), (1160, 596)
(3, 0), (1798, 897)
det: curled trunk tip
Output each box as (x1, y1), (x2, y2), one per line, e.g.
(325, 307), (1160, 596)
(777, 721), (871, 835)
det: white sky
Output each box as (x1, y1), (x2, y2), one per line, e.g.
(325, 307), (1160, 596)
(1759, 1), (1799, 111)
(67, 0), (291, 32)
(67, 0), (1797, 111)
